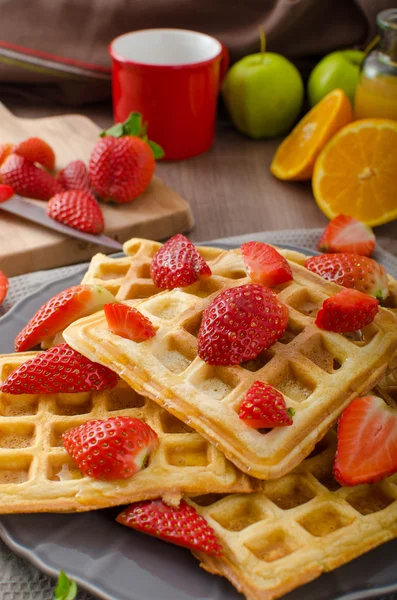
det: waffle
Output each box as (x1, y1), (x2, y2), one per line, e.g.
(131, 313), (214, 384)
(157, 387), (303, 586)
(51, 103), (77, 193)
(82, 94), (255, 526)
(189, 428), (397, 600)
(64, 246), (397, 480)
(82, 237), (224, 300)
(0, 352), (252, 514)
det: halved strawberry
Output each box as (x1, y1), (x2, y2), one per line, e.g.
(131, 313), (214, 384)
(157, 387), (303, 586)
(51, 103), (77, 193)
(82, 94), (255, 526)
(241, 242), (292, 286)
(239, 381), (294, 428)
(104, 303), (155, 342)
(0, 154), (63, 201)
(116, 499), (222, 555)
(0, 143), (13, 167)
(198, 284), (288, 365)
(334, 395), (397, 486)
(318, 215), (376, 257)
(0, 184), (13, 202)
(315, 288), (379, 333)
(47, 190), (104, 234)
(150, 234), (211, 289)
(57, 160), (92, 192)
(13, 137), (56, 171)
(63, 416), (158, 480)
(1, 343), (118, 394)
(0, 270), (8, 305)
(14, 284), (117, 352)
(305, 253), (388, 301)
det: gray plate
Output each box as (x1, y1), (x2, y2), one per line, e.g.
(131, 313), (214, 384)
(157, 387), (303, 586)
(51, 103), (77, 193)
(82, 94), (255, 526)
(0, 244), (396, 600)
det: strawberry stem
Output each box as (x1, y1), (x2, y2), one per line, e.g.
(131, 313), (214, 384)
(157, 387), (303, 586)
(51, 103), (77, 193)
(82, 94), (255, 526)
(100, 112), (165, 159)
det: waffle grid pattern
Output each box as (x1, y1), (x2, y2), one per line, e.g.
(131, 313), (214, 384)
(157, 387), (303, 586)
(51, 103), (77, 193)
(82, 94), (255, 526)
(65, 247), (397, 480)
(190, 431), (397, 600)
(0, 353), (252, 513)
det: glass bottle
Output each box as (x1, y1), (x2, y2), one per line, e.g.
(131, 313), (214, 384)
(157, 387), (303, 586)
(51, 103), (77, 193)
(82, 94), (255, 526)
(354, 9), (397, 120)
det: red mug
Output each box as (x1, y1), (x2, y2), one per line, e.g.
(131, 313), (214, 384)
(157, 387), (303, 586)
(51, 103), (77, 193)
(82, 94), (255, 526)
(109, 29), (228, 160)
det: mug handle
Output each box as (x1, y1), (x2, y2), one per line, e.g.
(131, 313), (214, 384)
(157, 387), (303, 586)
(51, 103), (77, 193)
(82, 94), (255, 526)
(219, 42), (230, 86)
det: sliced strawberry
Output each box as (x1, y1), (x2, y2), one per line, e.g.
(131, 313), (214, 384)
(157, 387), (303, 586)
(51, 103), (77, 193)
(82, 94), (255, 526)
(57, 160), (92, 192)
(241, 242), (293, 286)
(116, 499), (222, 555)
(104, 303), (155, 342)
(0, 143), (13, 167)
(198, 284), (288, 365)
(305, 253), (388, 301)
(150, 234), (211, 289)
(239, 381), (294, 428)
(14, 284), (117, 352)
(0, 154), (62, 201)
(13, 137), (56, 171)
(334, 395), (397, 486)
(0, 184), (13, 202)
(315, 288), (378, 333)
(318, 215), (376, 257)
(0, 270), (8, 305)
(63, 416), (158, 480)
(47, 190), (104, 234)
(1, 343), (118, 394)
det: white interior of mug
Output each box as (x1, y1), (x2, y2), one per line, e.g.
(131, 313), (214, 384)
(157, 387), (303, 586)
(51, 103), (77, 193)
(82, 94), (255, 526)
(111, 29), (222, 66)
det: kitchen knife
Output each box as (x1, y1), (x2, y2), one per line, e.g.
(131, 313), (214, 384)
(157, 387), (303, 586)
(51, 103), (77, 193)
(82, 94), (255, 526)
(0, 195), (123, 251)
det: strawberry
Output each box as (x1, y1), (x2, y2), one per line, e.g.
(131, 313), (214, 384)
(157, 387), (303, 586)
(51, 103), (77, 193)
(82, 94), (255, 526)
(14, 284), (117, 352)
(151, 234), (212, 289)
(0, 154), (63, 201)
(0, 143), (12, 168)
(116, 499), (222, 555)
(0, 270), (8, 304)
(315, 288), (379, 333)
(305, 253), (388, 301)
(241, 242), (293, 286)
(198, 284), (288, 365)
(239, 381), (294, 429)
(63, 416), (158, 480)
(89, 136), (155, 203)
(47, 190), (104, 234)
(13, 137), (56, 171)
(334, 395), (397, 486)
(57, 160), (92, 192)
(104, 303), (156, 342)
(1, 343), (118, 394)
(0, 184), (14, 202)
(318, 215), (376, 257)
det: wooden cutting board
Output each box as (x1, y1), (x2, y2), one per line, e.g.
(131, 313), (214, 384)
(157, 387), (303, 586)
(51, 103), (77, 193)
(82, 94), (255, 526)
(0, 103), (194, 276)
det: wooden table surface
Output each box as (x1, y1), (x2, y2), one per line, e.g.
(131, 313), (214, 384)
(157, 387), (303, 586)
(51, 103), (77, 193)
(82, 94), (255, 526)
(3, 95), (396, 256)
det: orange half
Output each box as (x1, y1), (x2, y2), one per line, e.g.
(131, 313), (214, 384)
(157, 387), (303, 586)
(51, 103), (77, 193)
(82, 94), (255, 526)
(313, 119), (397, 227)
(270, 89), (353, 181)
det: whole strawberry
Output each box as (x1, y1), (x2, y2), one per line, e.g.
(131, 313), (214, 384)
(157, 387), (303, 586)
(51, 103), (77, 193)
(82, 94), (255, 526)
(0, 154), (62, 200)
(305, 253), (388, 301)
(47, 190), (104, 234)
(198, 284), (288, 365)
(116, 499), (222, 555)
(63, 416), (158, 480)
(89, 112), (163, 204)
(151, 234), (211, 289)
(57, 160), (92, 192)
(1, 343), (118, 394)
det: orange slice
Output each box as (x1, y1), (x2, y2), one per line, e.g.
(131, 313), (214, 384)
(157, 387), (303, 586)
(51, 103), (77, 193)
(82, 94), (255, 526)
(313, 119), (397, 227)
(270, 89), (352, 181)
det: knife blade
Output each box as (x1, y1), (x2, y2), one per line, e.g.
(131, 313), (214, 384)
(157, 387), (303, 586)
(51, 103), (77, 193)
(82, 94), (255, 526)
(0, 195), (123, 251)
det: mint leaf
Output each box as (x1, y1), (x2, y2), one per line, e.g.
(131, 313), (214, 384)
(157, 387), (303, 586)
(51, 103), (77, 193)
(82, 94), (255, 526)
(100, 123), (124, 138)
(123, 112), (142, 136)
(54, 570), (77, 600)
(148, 140), (165, 160)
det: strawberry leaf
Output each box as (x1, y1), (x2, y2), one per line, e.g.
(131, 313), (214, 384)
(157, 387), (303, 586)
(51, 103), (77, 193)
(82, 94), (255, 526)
(148, 140), (165, 160)
(53, 570), (77, 600)
(99, 123), (124, 138)
(123, 112), (143, 136)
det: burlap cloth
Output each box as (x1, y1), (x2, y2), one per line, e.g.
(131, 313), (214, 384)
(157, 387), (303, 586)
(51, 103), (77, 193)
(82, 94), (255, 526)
(1, 229), (396, 600)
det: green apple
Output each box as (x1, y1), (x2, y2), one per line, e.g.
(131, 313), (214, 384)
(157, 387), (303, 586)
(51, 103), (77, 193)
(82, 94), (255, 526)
(222, 52), (304, 139)
(308, 50), (365, 107)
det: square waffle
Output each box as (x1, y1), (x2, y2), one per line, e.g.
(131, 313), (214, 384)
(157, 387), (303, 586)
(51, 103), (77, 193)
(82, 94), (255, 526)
(64, 246), (397, 480)
(0, 352), (252, 513)
(82, 237), (224, 300)
(188, 428), (397, 600)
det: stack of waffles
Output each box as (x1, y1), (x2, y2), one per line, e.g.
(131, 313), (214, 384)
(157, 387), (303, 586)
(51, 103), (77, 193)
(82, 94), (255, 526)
(1, 237), (397, 600)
